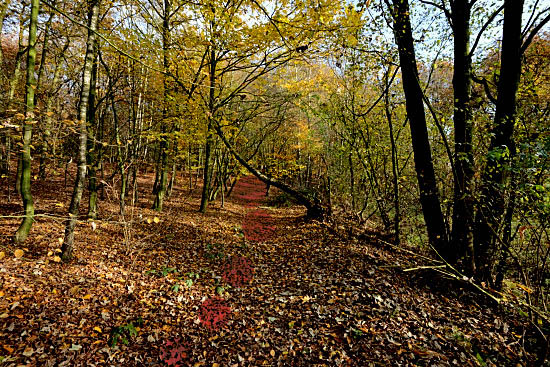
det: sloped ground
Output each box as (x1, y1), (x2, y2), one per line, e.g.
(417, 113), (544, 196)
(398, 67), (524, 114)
(0, 170), (543, 366)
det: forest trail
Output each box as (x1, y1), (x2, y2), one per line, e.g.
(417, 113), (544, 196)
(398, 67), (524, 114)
(0, 173), (531, 366)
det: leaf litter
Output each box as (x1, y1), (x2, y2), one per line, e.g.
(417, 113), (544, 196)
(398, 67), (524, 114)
(0, 172), (539, 366)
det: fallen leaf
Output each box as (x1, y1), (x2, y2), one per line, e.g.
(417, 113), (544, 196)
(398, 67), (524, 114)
(53, 256), (62, 263)
(3, 345), (14, 353)
(14, 249), (24, 258)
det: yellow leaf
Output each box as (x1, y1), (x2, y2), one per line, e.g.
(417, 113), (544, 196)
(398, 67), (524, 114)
(0, 313), (9, 318)
(3, 345), (14, 353)
(47, 251), (53, 256)
(516, 283), (534, 294)
(94, 326), (102, 333)
(14, 249), (24, 258)
(0, 291), (4, 297)
(83, 294), (92, 300)
(153, 217), (160, 223)
(58, 237), (64, 244)
(270, 349), (276, 357)
(0, 251), (5, 260)
(53, 256), (61, 263)
(147, 218), (152, 224)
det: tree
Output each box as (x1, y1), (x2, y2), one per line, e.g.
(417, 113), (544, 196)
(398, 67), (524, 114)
(473, 0), (526, 284)
(14, 0), (39, 244)
(385, 0), (449, 259)
(61, 0), (100, 261)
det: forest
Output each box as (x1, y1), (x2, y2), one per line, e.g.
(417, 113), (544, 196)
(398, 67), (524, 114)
(1, 0), (550, 365)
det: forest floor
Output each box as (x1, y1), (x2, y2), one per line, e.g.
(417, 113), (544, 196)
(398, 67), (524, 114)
(0, 167), (544, 366)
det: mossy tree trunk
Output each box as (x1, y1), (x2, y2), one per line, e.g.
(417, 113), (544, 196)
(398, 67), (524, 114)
(14, 0), (39, 244)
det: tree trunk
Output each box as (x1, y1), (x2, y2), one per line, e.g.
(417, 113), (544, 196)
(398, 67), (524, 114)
(385, 67), (400, 245)
(450, 0), (475, 272)
(87, 41), (99, 219)
(152, 0), (171, 211)
(199, 45), (217, 213)
(9, 6), (26, 196)
(113, 94), (126, 216)
(387, 0), (449, 258)
(14, 0), (39, 244)
(61, 0), (100, 261)
(213, 123), (327, 219)
(473, 0), (525, 284)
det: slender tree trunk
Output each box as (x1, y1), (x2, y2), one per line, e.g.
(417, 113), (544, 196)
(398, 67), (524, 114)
(8, 7), (26, 111)
(14, 0), (39, 244)
(348, 152), (355, 212)
(15, 154), (22, 195)
(87, 41), (99, 219)
(167, 159), (176, 197)
(450, 0), (475, 272)
(35, 6), (54, 104)
(473, 0), (525, 284)
(387, 0), (449, 258)
(385, 67), (400, 245)
(152, 0), (171, 211)
(188, 145), (193, 190)
(8, 7), (26, 196)
(110, 90), (126, 216)
(61, 0), (100, 261)
(199, 46), (217, 213)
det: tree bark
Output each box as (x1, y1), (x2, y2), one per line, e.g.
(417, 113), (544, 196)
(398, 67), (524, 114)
(61, 0), (100, 261)
(450, 0), (475, 272)
(213, 122), (327, 219)
(87, 40), (99, 219)
(473, 0), (525, 284)
(385, 67), (400, 245)
(152, 0), (171, 211)
(14, 0), (39, 244)
(199, 42), (217, 213)
(387, 0), (449, 258)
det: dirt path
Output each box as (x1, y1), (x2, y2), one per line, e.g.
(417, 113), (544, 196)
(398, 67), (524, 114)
(0, 174), (532, 366)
